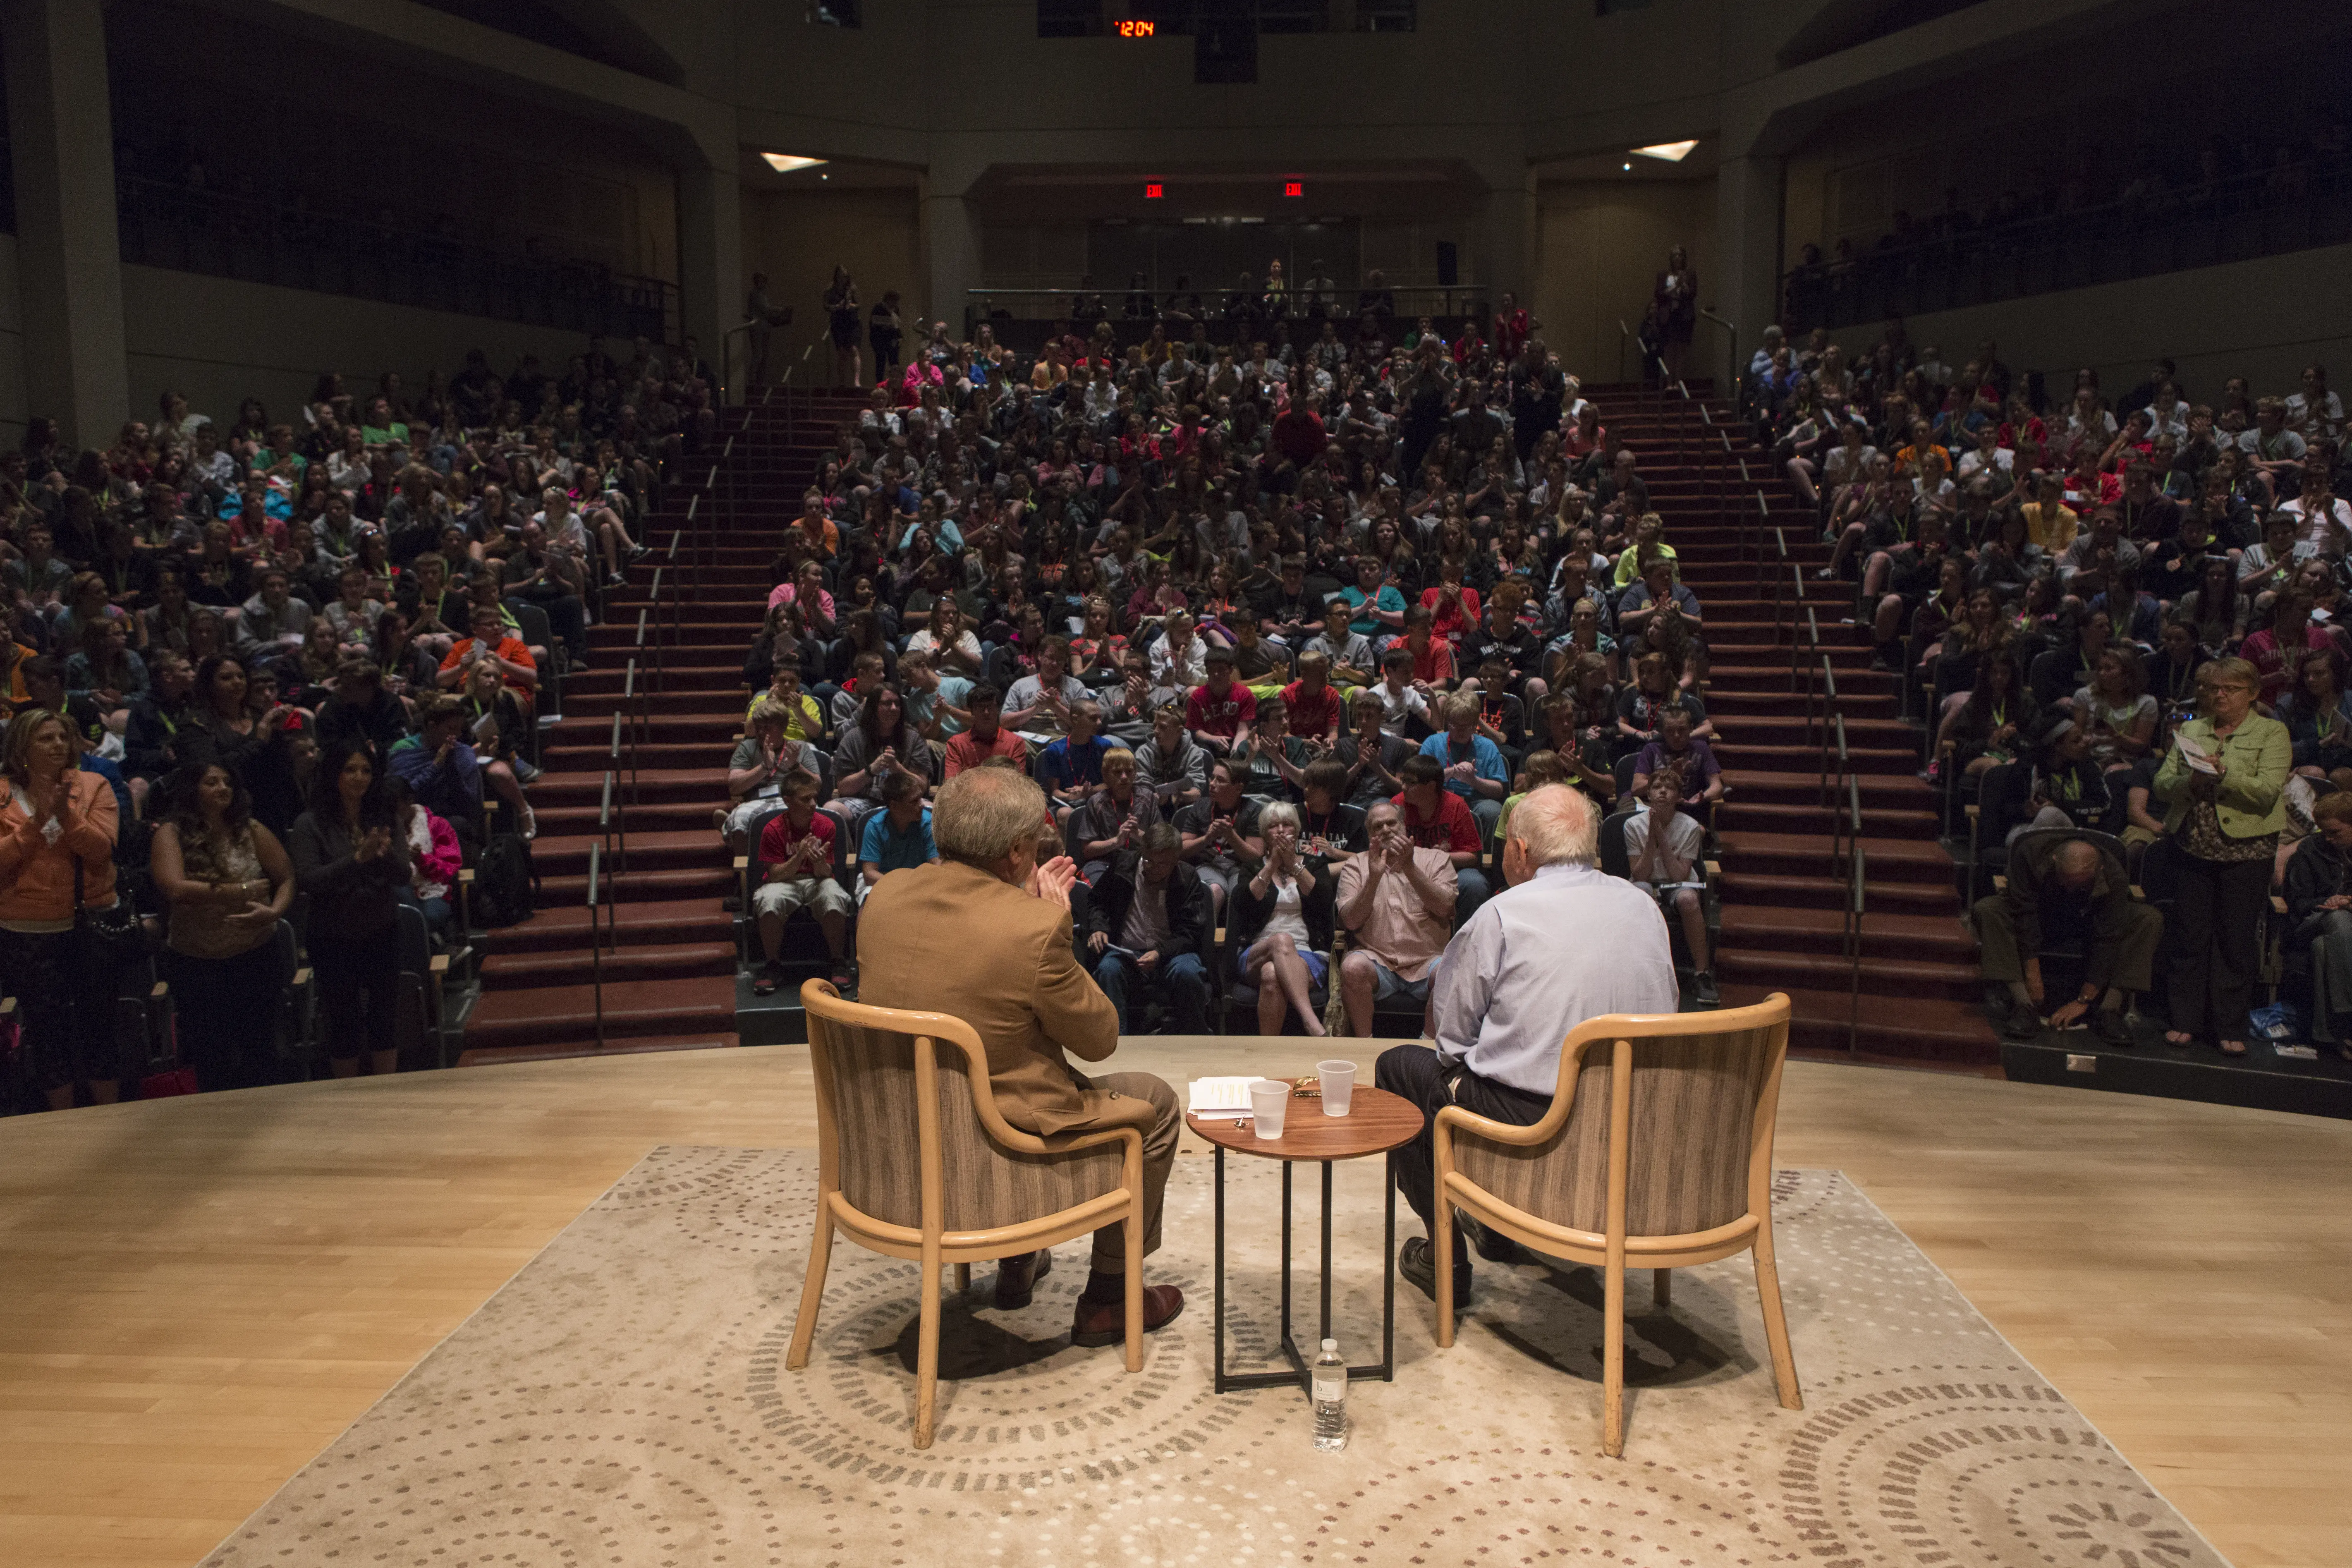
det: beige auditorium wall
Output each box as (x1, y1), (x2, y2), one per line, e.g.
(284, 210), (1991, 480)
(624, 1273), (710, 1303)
(118, 268), (611, 436)
(1534, 180), (1718, 387)
(1812, 244), (2352, 408)
(740, 189), (923, 383)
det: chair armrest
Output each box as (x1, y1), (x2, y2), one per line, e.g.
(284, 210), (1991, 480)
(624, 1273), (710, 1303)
(1992, 874), (2007, 891)
(1436, 1099), (1557, 1150)
(732, 855), (750, 871)
(1702, 859), (1720, 881)
(150, 981), (169, 1001)
(291, 967), (312, 987)
(429, 953), (452, 975)
(1964, 803), (1979, 821)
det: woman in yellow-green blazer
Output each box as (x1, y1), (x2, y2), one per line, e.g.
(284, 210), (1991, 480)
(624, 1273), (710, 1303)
(2151, 656), (2290, 1055)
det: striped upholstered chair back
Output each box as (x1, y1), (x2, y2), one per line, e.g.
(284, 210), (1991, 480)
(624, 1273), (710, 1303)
(804, 993), (1127, 1240)
(1448, 998), (1791, 1246)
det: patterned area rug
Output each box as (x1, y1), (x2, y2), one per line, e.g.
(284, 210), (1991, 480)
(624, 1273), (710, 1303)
(201, 1147), (2226, 1568)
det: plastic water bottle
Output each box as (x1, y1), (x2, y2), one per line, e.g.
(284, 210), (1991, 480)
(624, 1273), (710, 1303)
(1311, 1338), (1348, 1451)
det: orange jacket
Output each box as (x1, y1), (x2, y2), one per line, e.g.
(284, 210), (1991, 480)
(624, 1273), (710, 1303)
(0, 770), (119, 923)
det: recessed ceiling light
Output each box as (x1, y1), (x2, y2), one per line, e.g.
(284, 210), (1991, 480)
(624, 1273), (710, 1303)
(761, 153), (828, 173)
(1623, 163), (1632, 172)
(1631, 139), (1698, 163)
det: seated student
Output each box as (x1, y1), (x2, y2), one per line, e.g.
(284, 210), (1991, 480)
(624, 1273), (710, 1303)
(2284, 793), (2352, 1056)
(1084, 822), (1213, 1035)
(1393, 751), (1487, 914)
(1175, 756), (1266, 920)
(744, 661), (829, 745)
(1232, 692), (1313, 801)
(1630, 705), (1724, 806)
(830, 650), (889, 737)
(1395, 604), (1455, 687)
(944, 682), (1029, 776)
(1335, 798), (1458, 1036)
(1371, 643), (1435, 739)
(1498, 749), (1572, 835)
(855, 767), (937, 905)
(720, 698), (819, 850)
(1280, 649), (1346, 743)
(1301, 596), (1376, 687)
(1858, 510), (1950, 668)
(1229, 801), (1330, 1037)
(1133, 700), (1209, 807)
(828, 681), (934, 831)
(2005, 721), (2115, 843)
(1184, 643), (1253, 757)
(1971, 834), (2157, 1045)
(1072, 745), (1162, 881)
(437, 602), (538, 702)
(1336, 686), (1416, 807)
(314, 654), (408, 756)
(1003, 634), (1089, 737)
(1621, 773), (1717, 1003)
(749, 767), (854, 995)
(1463, 652), (1528, 754)
(898, 645), (971, 743)
(1296, 756), (1369, 864)
(1036, 697), (1113, 821)
(1419, 691), (1511, 840)
(386, 692), (497, 839)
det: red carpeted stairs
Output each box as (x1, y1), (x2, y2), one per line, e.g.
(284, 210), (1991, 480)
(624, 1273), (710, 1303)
(1584, 381), (1997, 1065)
(457, 390), (869, 1065)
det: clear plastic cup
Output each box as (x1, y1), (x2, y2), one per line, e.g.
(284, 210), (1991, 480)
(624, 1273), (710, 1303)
(1249, 1078), (1290, 1139)
(1318, 1060), (1357, 1116)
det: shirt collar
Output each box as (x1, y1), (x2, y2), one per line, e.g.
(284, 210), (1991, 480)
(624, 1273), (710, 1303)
(1532, 860), (1599, 883)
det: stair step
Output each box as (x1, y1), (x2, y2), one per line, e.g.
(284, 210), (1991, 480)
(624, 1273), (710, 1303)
(462, 974), (737, 1050)
(456, 1031), (742, 1068)
(479, 940), (740, 989)
(1717, 983), (1997, 1063)
(478, 896), (733, 953)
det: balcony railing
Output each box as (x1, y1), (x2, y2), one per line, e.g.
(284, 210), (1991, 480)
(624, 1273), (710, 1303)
(1781, 153), (2352, 335)
(116, 176), (675, 343)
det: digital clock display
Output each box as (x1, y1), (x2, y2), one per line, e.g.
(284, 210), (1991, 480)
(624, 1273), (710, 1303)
(1116, 18), (1156, 36)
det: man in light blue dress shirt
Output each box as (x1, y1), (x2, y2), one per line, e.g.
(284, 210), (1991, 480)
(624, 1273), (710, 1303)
(1374, 784), (1680, 1307)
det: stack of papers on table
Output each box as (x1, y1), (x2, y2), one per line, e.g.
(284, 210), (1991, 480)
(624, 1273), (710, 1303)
(1187, 1076), (1265, 1118)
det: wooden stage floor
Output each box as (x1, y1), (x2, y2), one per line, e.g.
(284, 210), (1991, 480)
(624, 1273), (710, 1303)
(4, 1039), (2350, 1568)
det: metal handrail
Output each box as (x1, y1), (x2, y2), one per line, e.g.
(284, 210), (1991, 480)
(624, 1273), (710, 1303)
(1846, 843), (1866, 1052)
(623, 657), (646, 796)
(635, 606), (662, 692)
(599, 767), (626, 877)
(586, 841), (607, 1051)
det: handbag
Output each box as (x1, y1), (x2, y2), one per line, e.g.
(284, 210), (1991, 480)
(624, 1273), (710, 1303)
(74, 857), (146, 963)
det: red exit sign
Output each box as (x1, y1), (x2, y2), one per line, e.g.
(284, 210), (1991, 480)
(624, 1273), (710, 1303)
(1116, 18), (1156, 36)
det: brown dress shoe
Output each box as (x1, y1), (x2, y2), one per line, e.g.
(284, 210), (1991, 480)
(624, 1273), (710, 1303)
(993, 1248), (1052, 1309)
(1070, 1283), (1184, 1347)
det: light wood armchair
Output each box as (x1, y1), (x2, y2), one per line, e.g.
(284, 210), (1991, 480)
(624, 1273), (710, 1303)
(787, 980), (1148, 1448)
(1432, 991), (1802, 1456)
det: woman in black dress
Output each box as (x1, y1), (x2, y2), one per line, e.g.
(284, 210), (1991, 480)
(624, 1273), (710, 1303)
(824, 266), (862, 390)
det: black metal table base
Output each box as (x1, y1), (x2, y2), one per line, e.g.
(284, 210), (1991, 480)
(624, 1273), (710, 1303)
(1211, 1144), (1398, 1395)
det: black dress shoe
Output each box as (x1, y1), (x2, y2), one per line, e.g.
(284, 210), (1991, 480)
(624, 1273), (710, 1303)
(1998, 1000), (2042, 1041)
(1398, 1237), (1471, 1308)
(1456, 1213), (1526, 1265)
(993, 1247), (1052, 1309)
(2092, 1008), (2135, 1047)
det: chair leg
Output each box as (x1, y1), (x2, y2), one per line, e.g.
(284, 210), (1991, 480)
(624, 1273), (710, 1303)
(953, 1262), (971, 1294)
(785, 1214), (834, 1372)
(1602, 1259), (1625, 1458)
(914, 1252), (943, 1449)
(1653, 1268), (1671, 1310)
(1124, 1190), (1146, 1373)
(1752, 1227), (1804, 1411)
(1434, 1202), (1456, 1349)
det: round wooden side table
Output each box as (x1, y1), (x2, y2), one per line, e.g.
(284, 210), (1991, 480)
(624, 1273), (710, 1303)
(1187, 1081), (1425, 1396)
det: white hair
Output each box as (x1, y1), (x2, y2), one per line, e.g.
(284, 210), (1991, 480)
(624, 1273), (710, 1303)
(1257, 800), (1300, 835)
(1506, 784), (1598, 869)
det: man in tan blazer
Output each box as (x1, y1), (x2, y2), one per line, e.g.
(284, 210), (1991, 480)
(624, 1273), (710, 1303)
(858, 763), (1185, 1344)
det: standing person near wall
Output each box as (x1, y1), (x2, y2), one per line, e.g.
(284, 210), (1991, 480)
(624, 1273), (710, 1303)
(288, 739), (408, 1080)
(1648, 245), (1698, 381)
(870, 290), (904, 386)
(744, 272), (790, 388)
(825, 266), (863, 390)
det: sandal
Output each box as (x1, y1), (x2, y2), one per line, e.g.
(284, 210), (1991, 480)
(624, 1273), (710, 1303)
(752, 966), (780, 996)
(2219, 1039), (2247, 1057)
(2163, 1030), (2193, 1046)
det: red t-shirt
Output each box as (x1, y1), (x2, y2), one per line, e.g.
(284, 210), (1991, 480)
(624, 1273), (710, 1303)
(1187, 681), (1251, 740)
(1281, 678), (1343, 739)
(944, 726), (1027, 777)
(1395, 790), (1479, 857)
(756, 809), (836, 871)
(1406, 637), (1455, 686)
(1419, 584), (1482, 642)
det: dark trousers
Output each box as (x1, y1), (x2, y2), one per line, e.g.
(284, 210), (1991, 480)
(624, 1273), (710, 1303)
(2166, 851), (2271, 1041)
(309, 927), (399, 1062)
(1374, 1042), (1551, 1265)
(509, 586), (588, 661)
(0, 925), (124, 1093)
(167, 941), (284, 1092)
(1092, 950), (1211, 1034)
